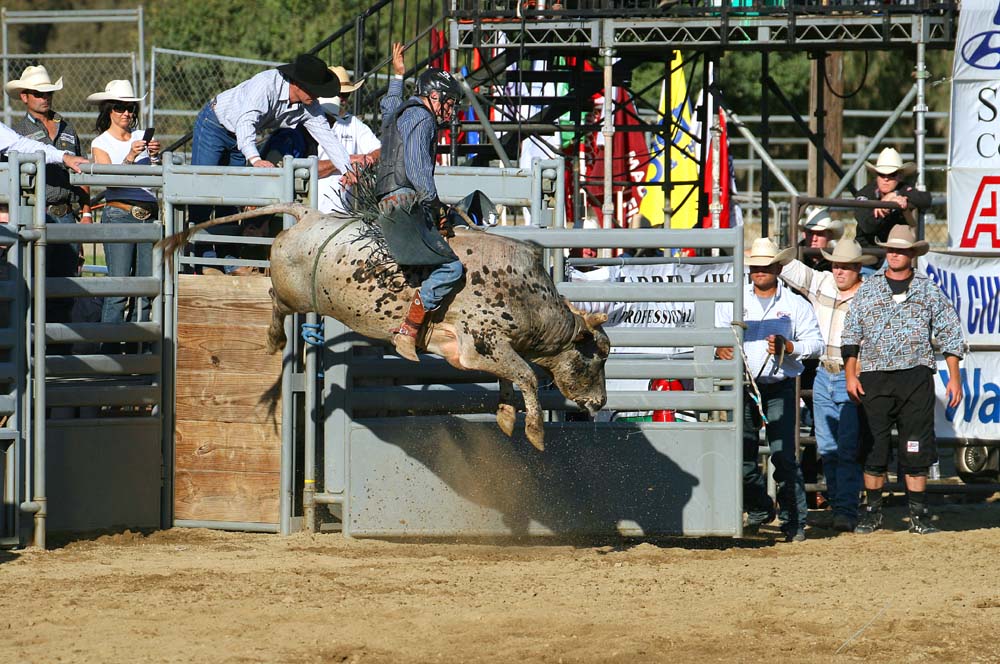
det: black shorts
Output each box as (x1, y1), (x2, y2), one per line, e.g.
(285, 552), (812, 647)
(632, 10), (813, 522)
(858, 366), (937, 473)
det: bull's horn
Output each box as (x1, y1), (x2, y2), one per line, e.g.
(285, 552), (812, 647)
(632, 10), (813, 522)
(584, 312), (608, 328)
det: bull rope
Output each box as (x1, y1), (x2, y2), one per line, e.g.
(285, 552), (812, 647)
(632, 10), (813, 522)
(309, 218), (355, 314)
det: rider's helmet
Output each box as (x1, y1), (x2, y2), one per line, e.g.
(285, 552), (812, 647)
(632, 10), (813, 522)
(416, 68), (462, 104)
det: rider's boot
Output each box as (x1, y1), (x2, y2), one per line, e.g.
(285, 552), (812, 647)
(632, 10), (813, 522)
(393, 293), (427, 362)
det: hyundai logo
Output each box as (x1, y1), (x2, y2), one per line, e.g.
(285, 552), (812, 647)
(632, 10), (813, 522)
(962, 31), (1000, 70)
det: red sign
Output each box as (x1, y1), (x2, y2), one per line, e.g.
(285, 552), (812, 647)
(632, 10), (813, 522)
(961, 176), (1000, 248)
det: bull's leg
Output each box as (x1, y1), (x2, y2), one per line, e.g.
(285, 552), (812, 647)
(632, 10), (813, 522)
(266, 288), (292, 355)
(456, 334), (545, 451)
(497, 379), (516, 438)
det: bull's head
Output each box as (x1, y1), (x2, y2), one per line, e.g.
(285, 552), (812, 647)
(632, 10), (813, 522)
(547, 307), (611, 416)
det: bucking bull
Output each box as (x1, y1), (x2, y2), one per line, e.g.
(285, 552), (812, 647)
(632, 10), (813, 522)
(157, 202), (610, 450)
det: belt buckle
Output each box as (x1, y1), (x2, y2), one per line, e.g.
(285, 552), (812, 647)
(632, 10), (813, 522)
(822, 360), (842, 373)
(131, 205), (152, 221)
(47, 203), (69, 217)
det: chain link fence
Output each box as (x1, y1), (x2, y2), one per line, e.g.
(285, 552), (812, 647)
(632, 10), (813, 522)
(149, 47), (281, 153)
(2, 53), (137, 145)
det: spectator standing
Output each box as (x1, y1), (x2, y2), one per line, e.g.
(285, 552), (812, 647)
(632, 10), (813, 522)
(781, 239), (876, 532)
(316, 66), (381, 214)
(189, 53), (351, 273)
(854, 148), (931, 268)
(842, 225), (964, 535)
(87, 80), (160, 328)
(716, 238), (824, 542)
(797, 207), (844, 272)
(6, 65), (91, 327)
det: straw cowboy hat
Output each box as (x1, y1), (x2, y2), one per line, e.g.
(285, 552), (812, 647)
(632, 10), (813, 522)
(5, 65), (63, 93)
(86, 80), (145, 103)
(798, 207), (845, 241)
(875, 224), (929, 257)
(865, 147), (916, 176)
(277, 53), (341, 98)
(329, 65), (363, 93)
(745, 237), (795, 267)
(820, 239), (877, 266)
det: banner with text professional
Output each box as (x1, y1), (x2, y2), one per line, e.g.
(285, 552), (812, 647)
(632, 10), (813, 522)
(949, 0), (1000, 250)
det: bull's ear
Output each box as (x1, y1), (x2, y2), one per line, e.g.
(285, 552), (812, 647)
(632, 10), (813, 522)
(584, 312), (608, 328)
(573, 328), (593, 344)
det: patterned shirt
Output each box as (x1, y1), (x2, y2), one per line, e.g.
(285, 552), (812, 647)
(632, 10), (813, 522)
(716, 281), (824, 383)
(380, 77), (438, 201)
(780, 258), (861, 366)
(11, 111), (82, 204)
(212, 69), (350, 173)
(841, 268), (964, 372)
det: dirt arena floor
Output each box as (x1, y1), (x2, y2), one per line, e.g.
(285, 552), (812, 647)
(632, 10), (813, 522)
(3, 496), (1000, 664)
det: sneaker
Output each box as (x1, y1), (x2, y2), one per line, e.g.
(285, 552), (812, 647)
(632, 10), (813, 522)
(833, 514), (857, 533)
(908, 509), (940, 535)
(782, 527), (806, 543)
(854, 506), (883, 534)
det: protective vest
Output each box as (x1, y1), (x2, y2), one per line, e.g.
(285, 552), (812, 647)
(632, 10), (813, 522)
(376, 98), (435, 199)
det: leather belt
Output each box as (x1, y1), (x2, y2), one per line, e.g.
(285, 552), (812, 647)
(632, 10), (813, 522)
(821, 359), (844, 373)
(106, 201), (157, 221)
(46, 203), (72, 217)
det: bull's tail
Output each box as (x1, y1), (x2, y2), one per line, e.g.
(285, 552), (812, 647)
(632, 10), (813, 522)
(154, 202), (313, 256)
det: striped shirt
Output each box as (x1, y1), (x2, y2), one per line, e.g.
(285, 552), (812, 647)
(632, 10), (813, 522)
(780, 258), (860, 367)
(841, 268), (964, 372)
(212, 69), (350, 174)
(0, 120), (69, 165)
(380, 77), (439, 201)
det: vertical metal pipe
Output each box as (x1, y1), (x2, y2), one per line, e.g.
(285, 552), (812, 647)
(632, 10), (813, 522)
(815, 53), (826, 198)
(303, 157), (319, 533)
(662, 54), (672, 228)
(30, 152), (47, 549)
(148, 47), (158, 128)
(137, 5), (147, 125)
(2, 9), (9, 128)
(160, 153), (176, 529)
(279, 160), (295, 535)
(760, 53), (770, 237)
(7, 152), (23, 543)
(601, 46), (614, 227)
(914, 16), (928, 197)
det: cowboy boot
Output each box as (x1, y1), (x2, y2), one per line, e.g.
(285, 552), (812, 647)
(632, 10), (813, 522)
(393, 293), (427, 362)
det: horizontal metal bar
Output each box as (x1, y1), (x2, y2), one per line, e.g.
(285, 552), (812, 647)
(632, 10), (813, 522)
(189, 232), (275, 246)
(46, 416), (160, 429)
(608, 328), (733, 347)
(558, 282), (739, 302)
(45, 322), (161, 343)
(43, 354), (161, 377)
(174, 520), (278, 533)
(46, 384), (159, 407)
(489, 226), (742, 250)
(152, 46), (281, 67)
(45, 223), (163, 243)
(605, 358), (736, 380)
(177, 257), (271, 269)
(46, 277), (161, 298)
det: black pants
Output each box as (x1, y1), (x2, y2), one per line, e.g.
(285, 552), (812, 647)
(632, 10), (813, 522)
(858, 366), (937, 475)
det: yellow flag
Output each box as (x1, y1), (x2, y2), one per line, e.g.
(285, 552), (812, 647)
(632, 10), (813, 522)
(639, 52), (700, 229)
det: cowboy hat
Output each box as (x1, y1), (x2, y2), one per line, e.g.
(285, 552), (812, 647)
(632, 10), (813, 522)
(798, 207), (845, 241)
(820, 239), (877, 266)
(329, 65), (363, 93)
(277, 53), (340, 98)
(86, 80), (145, 103)
(745, 237), (795, 267)
(864, 147), (916, 176)
(875, 224), (929, 257)
(5, 65), (63, 94)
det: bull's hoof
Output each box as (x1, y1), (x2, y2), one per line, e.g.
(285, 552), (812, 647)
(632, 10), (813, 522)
(496, 404), (516, 437)
(393, 334), (420, 362)
(526, 420), (545, 452)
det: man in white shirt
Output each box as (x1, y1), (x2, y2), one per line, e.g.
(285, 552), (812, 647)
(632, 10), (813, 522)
(717, 238), (824, 542)
(315, 66), (381, 214)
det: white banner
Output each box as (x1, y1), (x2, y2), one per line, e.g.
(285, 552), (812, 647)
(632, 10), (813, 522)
(948, 1), (1000, 250)
(935, 352), (1000, 440)
(921, 251), (1000, 345)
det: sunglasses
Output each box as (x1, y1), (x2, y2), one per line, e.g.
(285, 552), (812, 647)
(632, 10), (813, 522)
(26, 90), (53, 98)
(111, 103), (138, 114)
(878, 172), (901, 180)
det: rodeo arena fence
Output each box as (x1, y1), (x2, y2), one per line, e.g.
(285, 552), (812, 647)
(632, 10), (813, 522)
(0, 153), (753, 548)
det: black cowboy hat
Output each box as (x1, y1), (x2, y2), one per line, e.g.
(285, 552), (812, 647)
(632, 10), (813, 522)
(277, 54), (341, 98)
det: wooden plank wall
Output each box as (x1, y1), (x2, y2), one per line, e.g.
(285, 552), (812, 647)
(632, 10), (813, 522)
(174, 275), (282, 524)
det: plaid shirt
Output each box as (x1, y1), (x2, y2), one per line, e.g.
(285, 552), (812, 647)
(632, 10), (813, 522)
(780, 258), (859, 365)
(842, 268), (964, 372)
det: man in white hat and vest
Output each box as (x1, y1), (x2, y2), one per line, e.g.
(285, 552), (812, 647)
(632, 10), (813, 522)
(780, 238), (877, 533)
(854, 147), (931, 260)
(5, 65), (91, 330)
(797, 207), (844, 273)
(717, 238), (824, 541)
(842, 225), (964, 534)
(315, 65), (381, 214)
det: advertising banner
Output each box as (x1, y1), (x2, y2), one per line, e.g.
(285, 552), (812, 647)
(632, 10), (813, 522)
(948, 1), (1000, 250)
(935, 352), (1000, 441)
(922, 251), (1000, 345)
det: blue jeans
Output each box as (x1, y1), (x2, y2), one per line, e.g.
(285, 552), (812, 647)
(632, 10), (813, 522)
(100, 205), (153, 325)
(46, 211), (78, 325)
(813, 366), (862, 520)
(191, 102), (244, 268)
(743, 378), (808, 531)
(420, 259), (464, 311)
